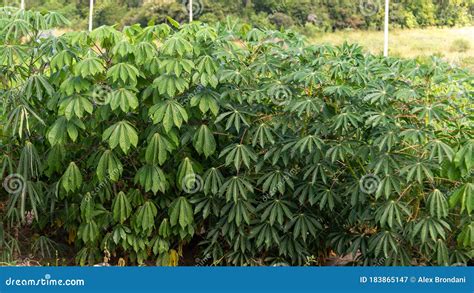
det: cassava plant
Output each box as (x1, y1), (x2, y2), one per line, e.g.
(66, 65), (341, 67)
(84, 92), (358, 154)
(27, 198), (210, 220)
(0, 7), (473, 266)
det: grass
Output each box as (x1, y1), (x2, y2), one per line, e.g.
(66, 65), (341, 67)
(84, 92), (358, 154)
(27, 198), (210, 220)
(309, 26), (474, 71)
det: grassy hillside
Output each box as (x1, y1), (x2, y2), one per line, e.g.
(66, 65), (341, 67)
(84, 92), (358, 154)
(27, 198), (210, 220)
(310, 26), (474, 71)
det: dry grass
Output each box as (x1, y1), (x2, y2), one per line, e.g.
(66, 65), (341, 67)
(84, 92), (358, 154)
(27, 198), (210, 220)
(310, 26), (474, 71)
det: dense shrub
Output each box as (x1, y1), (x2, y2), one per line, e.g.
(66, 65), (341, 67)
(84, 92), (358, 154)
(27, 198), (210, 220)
(0, 8), (473, 266)
(17, 0), (474, 31)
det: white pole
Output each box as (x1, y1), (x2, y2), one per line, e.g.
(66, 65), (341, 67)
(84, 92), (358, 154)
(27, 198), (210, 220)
(88, 0), (94, 32)
(189, 0), (193, 22)
(383, 0), (389, 57)
(20, 0), (25, 9)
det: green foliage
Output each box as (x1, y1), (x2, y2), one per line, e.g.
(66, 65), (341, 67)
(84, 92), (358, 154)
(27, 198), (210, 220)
(20, 0), (474, 32)
(0, 10), (473, 267)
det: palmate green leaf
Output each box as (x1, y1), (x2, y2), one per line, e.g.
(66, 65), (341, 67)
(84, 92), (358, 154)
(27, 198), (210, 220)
(325, 142), (354, 163)
(427, 189), (449, 219)
(375, 175), (401, 199)
(24, 74), (54, 100)
(193, 55), (218, 87)
(134, 42), (157, 64)
(257, 170), (294, 196)
(399, 128), (428, 144)
(412, 104), (448, 123)
(75, 57), (105, 78)
(89, 25), (122, 47)
(286, 213), (322, 242)
(219, 144), (257, 172)
(220, 176), (253, 203)
(107, 88), (139, 112)
(161, 36), (193, 56)
(202, 167), (224, 195)
(258, 199), (295, 226)
(78, 221), (99, 244)
(372, 152), (400, 175)
(369, 231), (398, 258)
(61, 162), (82, 193)
(303, 164), (328, 184)
(1, 19), (32, 41)
(151, 237), (170, 255)
(112, 225), (130, 245)
(295, 182), (318, 205)
(365, 111), (393, 128)
(215, 107), (250, 132)
(457, 222), (474, 248)
(373, 129), (399, 151)
(169, 196), (194, 229)
(316, 187), (338, 211)
(435, 239), (449, 266)
(96, 150), (123, 182)
(111, 40), (134, 57)
(284, 135), (323, 155)
(375, 200), (411, 228)
(177, 157), (197, 191)
(191, 192), (221, 219)
(250, 222), (279, 249)
(47, 116), (85, 145)
(107, 63), (140, 86)
(45, 11), (70, 27)
(50, 50), (75, 70)
(159, 58), (194, 76)
(426, 139), (454, 164)
(412, 217), (451, 244)
(190, 91), (220, 116)
(149, 100), (188, 132)
(400, 160), (434, 184)
(134, 164), (168, 194)
(17, 142), (42, 179)
(158, 218), (171, 238)
(80, 193), (94, 222)
(449, 183), (474, 215)
(219, 69), (250, 85)
(454, 141), (473, 171)
(59, 76), (91, 95)
(145, 132), (177, 165)
(193, 125), (216, 158)
(289, 98), (321, 117)
(58, 95), (93, 119)
(102, 120), (138, 154)
(363, 84), (391, 105)
(133, 201), (158, 234)
(331, 112), (362, 132)
(152, 74), (189, 97)
(252, 123), (275, 147)
(224, 199), (253, 226)
(112, 192), (132, 224)
(0, 44), (28, 66)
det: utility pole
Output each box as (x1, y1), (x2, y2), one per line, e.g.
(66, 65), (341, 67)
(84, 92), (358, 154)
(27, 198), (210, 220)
(20, 0), (25, 9)
(88, 0), (94, 32)
(383, 0), (389, 57)
(189, 0), (193, 22)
